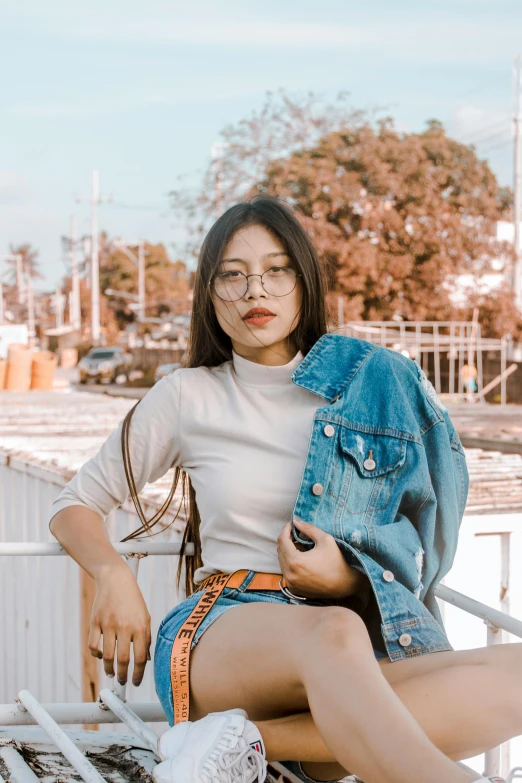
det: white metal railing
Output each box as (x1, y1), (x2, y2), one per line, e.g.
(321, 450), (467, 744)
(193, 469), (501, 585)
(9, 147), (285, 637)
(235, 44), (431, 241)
(0, 542), (521, 782)
(0, 542), (186, 557)
(336, 319), (516, 406)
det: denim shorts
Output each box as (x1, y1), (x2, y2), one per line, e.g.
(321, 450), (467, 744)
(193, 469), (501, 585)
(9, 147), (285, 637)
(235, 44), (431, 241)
(154, 571), (387, 783)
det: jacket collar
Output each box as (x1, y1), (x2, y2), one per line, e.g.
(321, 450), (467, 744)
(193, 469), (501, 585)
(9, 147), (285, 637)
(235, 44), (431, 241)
(291, 333), (378, 402)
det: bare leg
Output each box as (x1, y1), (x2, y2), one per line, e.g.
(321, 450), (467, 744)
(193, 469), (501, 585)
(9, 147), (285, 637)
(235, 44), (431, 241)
(258, 642), (522, 763)
(257, 642), (522, 780)
(188, 602), (492, 783)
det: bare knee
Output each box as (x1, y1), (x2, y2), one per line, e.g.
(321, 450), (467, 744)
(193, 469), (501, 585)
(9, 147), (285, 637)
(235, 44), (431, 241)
(307, 606), (372, 654)
(496, 643), (522, 725)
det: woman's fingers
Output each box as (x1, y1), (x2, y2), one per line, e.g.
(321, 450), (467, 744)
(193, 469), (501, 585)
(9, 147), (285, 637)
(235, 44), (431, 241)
(88, 623), (102, 659)
(94, 626), (150, 686)
(116, 633), (132, 685)
(131, 632), (151, 687)
(292, 517), (324, 542)
(277, 525), (295, 572)
(277, 522), (294, 557)
(102, 628), (116, 678)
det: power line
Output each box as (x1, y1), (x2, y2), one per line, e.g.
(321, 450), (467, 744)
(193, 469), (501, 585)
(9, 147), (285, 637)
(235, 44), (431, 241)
(480, 138), (513, 155)
(452, 76), (507, 101)
(456, 119), (507, 141)
(76, 170), (111, 343)
(456, 117), (510, 144)
(467, 129), (511, 147)
(106, 202), (166, 212)
(513, 55), (522, 310)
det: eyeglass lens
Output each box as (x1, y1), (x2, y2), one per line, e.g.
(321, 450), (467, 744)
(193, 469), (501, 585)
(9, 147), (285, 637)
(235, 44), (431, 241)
(213, 268), (297, 301)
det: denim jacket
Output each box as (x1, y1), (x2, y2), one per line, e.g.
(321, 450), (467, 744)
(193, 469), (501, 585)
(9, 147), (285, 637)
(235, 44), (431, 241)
(290, 333), (469, 661)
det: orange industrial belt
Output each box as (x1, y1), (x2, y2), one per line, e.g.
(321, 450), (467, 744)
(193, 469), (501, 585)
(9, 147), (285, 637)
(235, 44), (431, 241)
(169, 570), (291, 724)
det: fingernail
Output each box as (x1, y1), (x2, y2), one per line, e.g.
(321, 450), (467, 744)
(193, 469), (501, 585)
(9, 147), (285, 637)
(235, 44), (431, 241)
(107, 673), (114, 679)
(147, 651), (151, 660)
(118, 679), (126, 687)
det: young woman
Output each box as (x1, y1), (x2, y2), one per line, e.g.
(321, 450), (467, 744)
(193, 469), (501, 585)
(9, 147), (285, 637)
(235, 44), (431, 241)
(49, 196), (521, 783)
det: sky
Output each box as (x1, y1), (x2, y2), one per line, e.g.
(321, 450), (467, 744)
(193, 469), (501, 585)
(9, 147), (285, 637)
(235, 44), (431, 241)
(1, 0), (520, 291)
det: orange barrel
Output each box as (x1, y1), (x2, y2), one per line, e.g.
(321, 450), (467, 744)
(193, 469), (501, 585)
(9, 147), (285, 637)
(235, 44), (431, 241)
(5, 344), (33, 391)
(30, 351), (58, 390)
(0, 359), (6, 390)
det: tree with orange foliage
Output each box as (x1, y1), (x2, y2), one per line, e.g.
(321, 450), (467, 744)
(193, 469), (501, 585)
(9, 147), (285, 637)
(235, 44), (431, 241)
(171, 91), (520, 338)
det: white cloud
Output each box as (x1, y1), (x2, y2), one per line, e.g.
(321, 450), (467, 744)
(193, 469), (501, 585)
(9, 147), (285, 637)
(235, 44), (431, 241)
(4, 5), (385, 48)
(119, 21), (381, 46)
(4, 3), (521, 67)
(452, 105), (512, 146)
(6, 86), (272, 118)
(0, 172), (32, 205)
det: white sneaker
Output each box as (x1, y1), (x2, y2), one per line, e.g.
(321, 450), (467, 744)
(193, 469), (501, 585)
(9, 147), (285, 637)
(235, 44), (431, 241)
(156, 709), (249, 762)
(153, 708), (267, 783)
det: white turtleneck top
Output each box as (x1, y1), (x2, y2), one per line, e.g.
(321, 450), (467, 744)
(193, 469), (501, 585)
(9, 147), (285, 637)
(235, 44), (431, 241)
(50, 350), (325, 583)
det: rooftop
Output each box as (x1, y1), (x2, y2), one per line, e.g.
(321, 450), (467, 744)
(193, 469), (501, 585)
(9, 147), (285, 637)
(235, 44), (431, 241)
(1, 390), (522, 517)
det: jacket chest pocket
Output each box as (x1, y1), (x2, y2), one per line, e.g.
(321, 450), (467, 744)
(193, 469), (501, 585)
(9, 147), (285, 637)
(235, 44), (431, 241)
(339, 427), (407, 514)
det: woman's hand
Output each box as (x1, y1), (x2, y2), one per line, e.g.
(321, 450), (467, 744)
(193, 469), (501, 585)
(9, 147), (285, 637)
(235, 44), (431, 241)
(88, 562), (152, 687)
(277, 518), (370, 601)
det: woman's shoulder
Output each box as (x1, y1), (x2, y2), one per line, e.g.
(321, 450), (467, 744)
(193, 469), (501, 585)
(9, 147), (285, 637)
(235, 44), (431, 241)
(161, 359), (234, 392)
(135, 359), (233, 429)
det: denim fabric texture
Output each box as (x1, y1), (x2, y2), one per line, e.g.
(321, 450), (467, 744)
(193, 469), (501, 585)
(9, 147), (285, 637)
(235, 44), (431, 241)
(289, 333), (469, 661)
(155, 571), (388, 727)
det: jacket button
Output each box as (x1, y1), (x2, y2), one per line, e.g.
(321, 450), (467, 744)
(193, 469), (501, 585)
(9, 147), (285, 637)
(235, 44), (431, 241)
(312, 483), (324, 496)
(363, 457), (376, 471)
(382, 570), (395, 582)
(323, 424), (335, 437)
(399, 633), (412, 647)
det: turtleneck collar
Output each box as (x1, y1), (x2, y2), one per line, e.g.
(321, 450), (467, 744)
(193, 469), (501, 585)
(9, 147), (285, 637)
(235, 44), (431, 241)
(232, 349), (304, 388)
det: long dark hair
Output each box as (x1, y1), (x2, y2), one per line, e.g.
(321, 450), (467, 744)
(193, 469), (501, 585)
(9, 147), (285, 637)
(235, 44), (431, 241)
(121, 194), (329, 596)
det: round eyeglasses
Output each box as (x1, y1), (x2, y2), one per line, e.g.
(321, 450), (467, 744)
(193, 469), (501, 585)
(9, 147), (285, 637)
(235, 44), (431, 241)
(211, 267), (300, 302)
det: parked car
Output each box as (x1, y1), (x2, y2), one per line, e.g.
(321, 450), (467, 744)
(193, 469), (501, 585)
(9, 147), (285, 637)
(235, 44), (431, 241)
(78, 347), (133, 384)
(154, 362), (181, 384)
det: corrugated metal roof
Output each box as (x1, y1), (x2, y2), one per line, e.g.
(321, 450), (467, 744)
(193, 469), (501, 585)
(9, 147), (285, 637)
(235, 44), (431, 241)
(464, 448), (522, 515)
(0, 390), (184, 520)
(2, 390), (522, 515)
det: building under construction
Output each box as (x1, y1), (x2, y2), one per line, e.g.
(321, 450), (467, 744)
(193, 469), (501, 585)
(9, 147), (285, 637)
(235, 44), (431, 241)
(338, 319), (520, 405)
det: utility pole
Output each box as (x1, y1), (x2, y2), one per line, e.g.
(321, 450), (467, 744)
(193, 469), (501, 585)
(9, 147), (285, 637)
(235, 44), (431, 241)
(25, 266), (36, 345)
(138, 241), (145, 322)
(77, 170), (110, 343)
(109, 239), (146, 321)
(51, 287), (66, 328)
(70, 215), (81, 331)
(16, 254), (26, 304)
(90, 170), (101, 342)
(513, 55), (522, 311)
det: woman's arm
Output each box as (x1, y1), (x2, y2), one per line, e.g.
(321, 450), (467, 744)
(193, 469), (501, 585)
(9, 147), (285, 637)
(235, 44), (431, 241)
(50, 506), (151, 686)
(48, 371), (183, 686)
